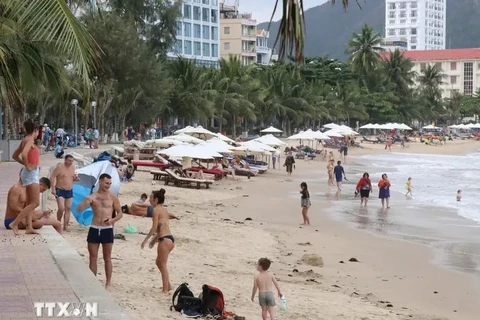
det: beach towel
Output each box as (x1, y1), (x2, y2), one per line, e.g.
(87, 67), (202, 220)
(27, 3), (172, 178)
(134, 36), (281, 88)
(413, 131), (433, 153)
(71, 161), (121, 226)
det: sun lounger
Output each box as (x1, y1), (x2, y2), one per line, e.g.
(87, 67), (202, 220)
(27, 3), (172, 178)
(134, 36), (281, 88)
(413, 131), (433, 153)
(164, 169), (214, 189)
(188, 167), (226, 180)
(70, 152), (93, 166)
(150, 170), (169, 181)
(132, 160), (169, 171)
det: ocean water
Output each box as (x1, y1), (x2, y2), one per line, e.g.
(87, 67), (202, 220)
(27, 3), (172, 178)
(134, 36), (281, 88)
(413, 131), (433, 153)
(359, 152), (480, 223)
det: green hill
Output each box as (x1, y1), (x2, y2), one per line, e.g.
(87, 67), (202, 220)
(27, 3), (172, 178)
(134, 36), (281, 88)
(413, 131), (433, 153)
(257, 0), (480, 60)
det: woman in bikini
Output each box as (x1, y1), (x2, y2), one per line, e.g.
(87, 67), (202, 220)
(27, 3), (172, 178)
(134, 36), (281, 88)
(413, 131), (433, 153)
(141, 189), (179, 294)
(9, 119), (41, 235)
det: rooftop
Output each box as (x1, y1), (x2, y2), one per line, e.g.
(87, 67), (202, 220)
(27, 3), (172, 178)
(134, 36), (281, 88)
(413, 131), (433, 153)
(380, 48), (480, 61)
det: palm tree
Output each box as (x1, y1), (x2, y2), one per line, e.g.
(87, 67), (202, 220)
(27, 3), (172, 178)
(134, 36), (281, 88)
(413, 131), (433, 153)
(271, 0), (356, 62)
(346, 24), (384, 88)
(418, 64), (446, 116)
(382, 49), (416, 96)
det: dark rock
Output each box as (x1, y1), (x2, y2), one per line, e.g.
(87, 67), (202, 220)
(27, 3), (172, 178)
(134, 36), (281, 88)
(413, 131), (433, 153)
(434, 291), (438, 294)
(292, 268), (299, 273)
(339, 261), (345, 264)
(242, 194), (249, 197)
(332, 285), (341, 288)
(245, 217), (252, 221)
(349, 257), (359, 262)
(386, 304), (393, 308)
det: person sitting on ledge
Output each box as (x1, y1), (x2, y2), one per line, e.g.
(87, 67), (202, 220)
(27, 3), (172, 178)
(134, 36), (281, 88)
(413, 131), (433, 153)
(121, 193), (155, 217)
(54, 141), (64, 158)
(4, 176), (62, 233)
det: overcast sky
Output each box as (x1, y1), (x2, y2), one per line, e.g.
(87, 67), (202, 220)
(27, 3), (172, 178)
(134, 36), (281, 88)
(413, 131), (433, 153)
(237, 0), (329, 23)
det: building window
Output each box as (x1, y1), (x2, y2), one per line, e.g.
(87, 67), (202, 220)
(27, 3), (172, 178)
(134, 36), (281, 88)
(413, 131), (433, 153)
(176, 22), (182, 36)
(389, 19), (395, 24)
(184, 40), (192, 55)
(411, 2), (417, 9)
(411, 19), (417, 24)
(193, 6), (201, 20)
(202, 25), (210, 39)
(411, 10), (417, 17)
(420, 63), (427, 70)
(389, 11), (395, 18)
(400, 11), (406, 18)
(389, 3), (395, 9)
(435, 62), (442, 70)
(451, 62), (457, 70)
(174, 40), (182, 54)
(211, 44), (218, 57)
(411, 28), (417, 35)
(211, 0), (218, 5)
(202, 0), (209, 4)
(194, 41), (201, 55)
(211, 26), (218, 40)
(400, 2), (406, 9)
(224, 42), (230, 50)
(224, 27), (230, 34)
(388, 29), (395, 36)
(211, 9), (218, 23)
(410, 36), (417, 44)
(464, 62), (474, 95)
(184, 22), (191, 37)
(202, 42), (210, 56)
(183, 4), (191, 19)
(450, 76), (457, 84)
(399, 28), (406, 36)
(193, 24), (201, 38)
(202, 8), (209, 22)
(411, 45), (416, 49)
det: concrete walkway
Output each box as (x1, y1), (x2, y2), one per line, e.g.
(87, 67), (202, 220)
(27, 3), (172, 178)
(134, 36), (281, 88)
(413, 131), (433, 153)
(0, 147), (130, 319)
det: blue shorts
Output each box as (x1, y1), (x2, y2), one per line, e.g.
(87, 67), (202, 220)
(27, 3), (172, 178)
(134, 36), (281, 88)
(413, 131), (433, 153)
(20, 167), (39, 186)
(146, 206), (153, 218)
(56, 188), (73, 199)
(336, 177), (343, 183)
(4, 218), (15, 229)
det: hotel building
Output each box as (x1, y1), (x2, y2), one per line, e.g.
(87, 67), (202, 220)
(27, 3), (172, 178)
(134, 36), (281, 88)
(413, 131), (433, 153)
(385, 0), (446, 50)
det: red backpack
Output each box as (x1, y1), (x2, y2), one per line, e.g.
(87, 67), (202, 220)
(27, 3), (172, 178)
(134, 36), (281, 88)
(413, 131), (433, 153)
(201, 284), (225, 316)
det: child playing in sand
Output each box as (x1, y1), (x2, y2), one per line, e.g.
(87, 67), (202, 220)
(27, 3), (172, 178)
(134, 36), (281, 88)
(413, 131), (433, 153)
(405, 177), (413, 197)
(457, 190), (462, 201)
(251, 258), (283, 320)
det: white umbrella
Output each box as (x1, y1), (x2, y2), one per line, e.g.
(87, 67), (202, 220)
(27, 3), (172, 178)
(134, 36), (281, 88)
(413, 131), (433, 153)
(260, 126), (283, 133)
(174, 126), (194, 134)
(165, 133), (203, 144)
(359, 123), (374, 129)
(399, 123), (413, 130)
(200, 138), (234, 153)
(286, 131), (304, 140)
(422, 124), (441, 130)
(323, 123), (340, 129)
(313, 130), (331, 140)
(158, 144), (221, 159)
(181, 125), (216, 139)
(324, 129), (344, 137)
(287, 130), (316, 140)
(151, 138), (183, 147)
(214, 132), (235, 143)
(254, 134), (286, 146)
(240, 140), (276, 152)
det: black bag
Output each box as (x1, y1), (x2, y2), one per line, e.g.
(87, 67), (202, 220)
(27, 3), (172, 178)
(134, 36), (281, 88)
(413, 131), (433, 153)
(171, 283), (202, 314)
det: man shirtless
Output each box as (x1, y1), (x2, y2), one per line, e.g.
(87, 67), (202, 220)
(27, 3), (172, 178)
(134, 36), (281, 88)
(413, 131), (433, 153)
(4, 177), (62, 233)
(76, 173), (123, 289)
(50, 154), (79, 231)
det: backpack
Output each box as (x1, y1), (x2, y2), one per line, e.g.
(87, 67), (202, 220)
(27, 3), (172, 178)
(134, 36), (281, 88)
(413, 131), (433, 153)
(171, 283), (202, 314)
(201, 284), (225, 316)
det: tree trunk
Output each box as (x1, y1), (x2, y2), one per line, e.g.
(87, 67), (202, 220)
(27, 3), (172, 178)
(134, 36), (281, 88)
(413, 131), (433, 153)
(8, 108), (16, 139)
(232, 113), (236, 138)
(2, 102), (8, 140)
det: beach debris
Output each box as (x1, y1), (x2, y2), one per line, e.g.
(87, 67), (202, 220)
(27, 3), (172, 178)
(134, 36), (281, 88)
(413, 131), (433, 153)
(298, 269), (321, 278)
(297, 242), (312, 246)
(215, 203), (225, 207)
(348, 257), (359, 262)
(434, 291), (438, 294)
(114, 234), (126, 240)
(222, 218), (231, 221)
(242, 194), (249, 197)
(306, 278), (318, 282)
(331, 285), (341, 288)
(234, 221), (244, 224)
(236, 186), (243, 190)
(245, 217), (252, 221)
(292, 268), (299, 273)
(301, 254), (324, 267)
(386, 304), (394, 308)
(339, 260), (345, 264)
(285, 252), (292, 256)
(139, 232), (147, 235)
(287, 274), (293, 277)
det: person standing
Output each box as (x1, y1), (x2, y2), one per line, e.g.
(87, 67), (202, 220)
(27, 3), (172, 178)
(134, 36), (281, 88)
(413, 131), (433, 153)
(355, 172), (372, 207)
(333, 161), (346, 192)
(50, 155), (79, 231)
(378, 174), (391, 209)
(327, 159), (334, 186)
(93, 128), (100, 149)
(283, 152), (295, 175)
(9, 120), (41, 235)
(299, 182), (311, 225)
(76, 174), (123, 289)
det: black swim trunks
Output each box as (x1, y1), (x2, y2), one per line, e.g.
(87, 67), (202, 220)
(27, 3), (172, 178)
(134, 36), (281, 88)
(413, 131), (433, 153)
(56, 188), (73, 199)
(87, 226), (114, 244)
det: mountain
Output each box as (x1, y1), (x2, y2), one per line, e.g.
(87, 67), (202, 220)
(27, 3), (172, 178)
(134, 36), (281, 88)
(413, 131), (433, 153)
(257, 0), (480, 60)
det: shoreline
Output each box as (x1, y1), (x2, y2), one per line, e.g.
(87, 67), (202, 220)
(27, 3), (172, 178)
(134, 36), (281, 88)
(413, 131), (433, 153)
(52, 140), (480, 320)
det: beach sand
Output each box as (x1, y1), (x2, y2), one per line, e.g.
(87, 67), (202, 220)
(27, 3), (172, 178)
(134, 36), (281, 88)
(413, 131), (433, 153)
(50, 139), (480, 320)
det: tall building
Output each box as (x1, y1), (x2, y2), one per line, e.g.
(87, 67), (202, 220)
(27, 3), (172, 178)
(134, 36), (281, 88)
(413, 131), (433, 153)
(256, 29), (276, 65)
(219, 1), (257, 65)
(385, 0), (446, 51)
(168, 0), (220, 68)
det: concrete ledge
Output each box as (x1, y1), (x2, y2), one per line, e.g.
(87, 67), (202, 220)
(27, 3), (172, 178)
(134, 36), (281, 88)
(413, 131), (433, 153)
(39, 227), (131, 320)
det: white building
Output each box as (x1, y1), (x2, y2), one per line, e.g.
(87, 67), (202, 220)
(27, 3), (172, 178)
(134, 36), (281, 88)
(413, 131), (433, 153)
(382, 48), (480, 98)
(256, 29), (275, 65)
(168, 0), (220, 68)
(385, 0), (446, 51)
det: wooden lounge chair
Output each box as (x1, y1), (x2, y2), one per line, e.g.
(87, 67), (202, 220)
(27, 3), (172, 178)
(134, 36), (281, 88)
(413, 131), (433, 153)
(164, 169), (213, 189)
(150, 170), (169, 181)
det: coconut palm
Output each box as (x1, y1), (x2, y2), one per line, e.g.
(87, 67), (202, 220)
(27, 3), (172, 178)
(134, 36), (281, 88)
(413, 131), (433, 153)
(271, 0), (357, 62)
(418, 64), (446, 117)
(382, 49), (416, 96)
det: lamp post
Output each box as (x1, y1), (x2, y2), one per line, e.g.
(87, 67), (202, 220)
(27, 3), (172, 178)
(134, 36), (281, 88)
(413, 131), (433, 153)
(91, 101), (97, 129)
(71, 99), (78, 147)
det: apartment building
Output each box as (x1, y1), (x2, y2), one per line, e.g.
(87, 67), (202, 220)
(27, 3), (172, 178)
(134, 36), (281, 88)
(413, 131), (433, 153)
(385, 48), (480, 98)
(168, 0), (220, 68)
(219, 1), (257, 65)
(256, 29), (277, 65)
(385, 0), (446, 50)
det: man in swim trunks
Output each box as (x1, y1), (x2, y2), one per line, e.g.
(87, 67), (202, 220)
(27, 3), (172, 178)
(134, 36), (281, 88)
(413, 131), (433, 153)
(76, 173), (123, 289)
(4, 177), (61, 233)
(333, 160), (346, 192)
(50, 154), (79, 231)
(121, 194), (154, 217)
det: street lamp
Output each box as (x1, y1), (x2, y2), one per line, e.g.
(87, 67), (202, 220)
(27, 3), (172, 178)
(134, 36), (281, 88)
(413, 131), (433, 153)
(71, 99), (78, 147)
(91, 101), (97, 129)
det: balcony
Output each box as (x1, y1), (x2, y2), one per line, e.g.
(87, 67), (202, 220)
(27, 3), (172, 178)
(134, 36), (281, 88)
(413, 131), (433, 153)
(241, 48), (256, 56)
(256, 45), (270, 54)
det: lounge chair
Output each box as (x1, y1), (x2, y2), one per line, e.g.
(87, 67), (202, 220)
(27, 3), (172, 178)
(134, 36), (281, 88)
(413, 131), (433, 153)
(188, 167), (226, 180)
(150, 170), (169, 181)
(164, 169), (213, 189)
(362, 136), (380, 144)
(70, 152), (93, 166)
(132, 160), (169, 171)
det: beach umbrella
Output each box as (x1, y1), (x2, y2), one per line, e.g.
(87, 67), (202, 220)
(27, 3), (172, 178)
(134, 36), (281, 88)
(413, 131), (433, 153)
(286, 131), (304, 140)
(240, 140), (276, 152)
(181, 125), (216, 139)
(200, 138), (234, 153)
(323, 123), (341, 129)
(260, 126), (283, 133)
(399, 124), (413, 130)
(159, 144), (222, 159)
(287, 130), (316, 140)
(359, 123), (374, 129)
(324, 129), (344, 137)
(422, 124), (440, 130)
(165, 133), (203, 144)
(254, 134), (287, 146)
(314, 130), (331, 140)
(174, 126), (194, 134)
(71, 161), (121, 226)
(214, 132), (235, 143)
(150, 138), (184, 148)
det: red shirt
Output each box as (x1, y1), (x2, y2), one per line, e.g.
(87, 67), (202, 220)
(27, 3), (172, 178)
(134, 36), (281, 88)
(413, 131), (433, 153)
(356, 177), (372, 190)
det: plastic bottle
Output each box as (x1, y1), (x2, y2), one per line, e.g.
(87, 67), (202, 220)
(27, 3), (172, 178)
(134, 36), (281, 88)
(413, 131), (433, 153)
(280, 296), (287, 312)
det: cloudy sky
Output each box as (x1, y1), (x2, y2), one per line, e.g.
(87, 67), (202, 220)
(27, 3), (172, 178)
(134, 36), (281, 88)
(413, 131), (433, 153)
(237, 0), (329, 23)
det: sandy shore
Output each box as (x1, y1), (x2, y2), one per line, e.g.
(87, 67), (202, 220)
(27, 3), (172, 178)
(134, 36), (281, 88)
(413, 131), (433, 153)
(49, 139), (480, 320)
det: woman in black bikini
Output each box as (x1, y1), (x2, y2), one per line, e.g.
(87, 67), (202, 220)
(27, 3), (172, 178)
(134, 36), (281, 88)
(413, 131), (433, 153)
(141, 189), (179, 294)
